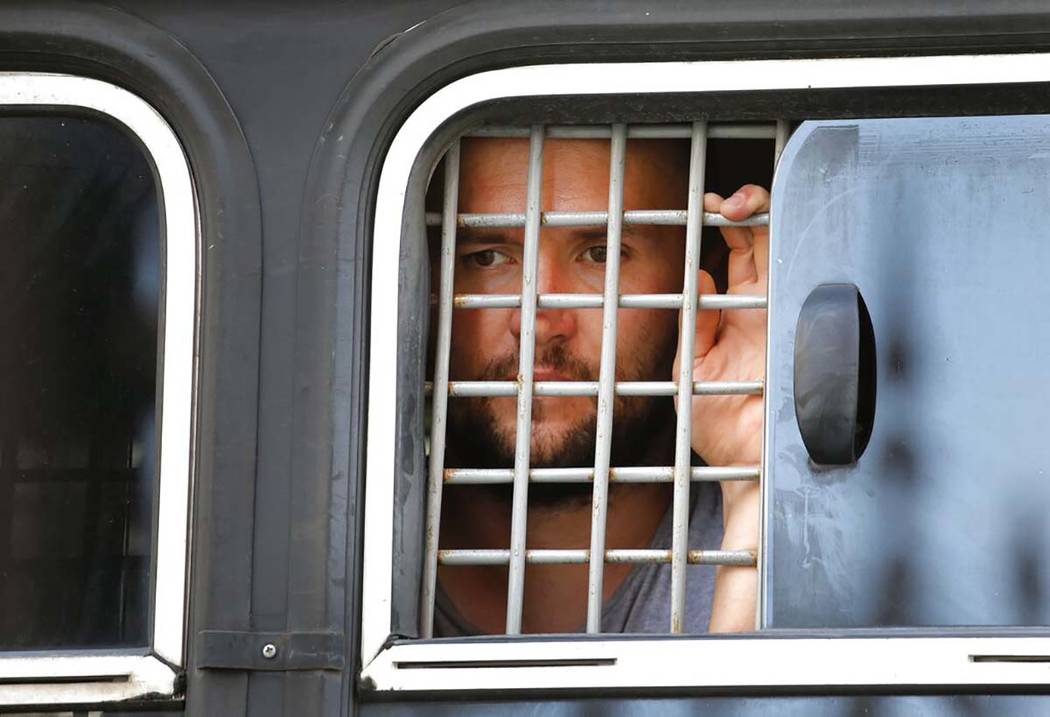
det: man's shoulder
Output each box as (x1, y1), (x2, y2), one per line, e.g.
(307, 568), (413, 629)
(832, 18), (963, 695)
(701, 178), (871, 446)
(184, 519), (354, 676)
(600, 481), (723, 634)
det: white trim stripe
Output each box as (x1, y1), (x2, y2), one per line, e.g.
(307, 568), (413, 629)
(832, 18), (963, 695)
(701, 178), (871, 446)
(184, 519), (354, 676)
(0, 655), (177, 706)
(363, 636), (1050, 692)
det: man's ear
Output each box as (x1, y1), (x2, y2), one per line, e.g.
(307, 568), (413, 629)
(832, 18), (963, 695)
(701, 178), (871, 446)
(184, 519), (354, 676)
(694, 269), (721, 360)
(700, 231), (730, 293)
(673, 268), (721, 382)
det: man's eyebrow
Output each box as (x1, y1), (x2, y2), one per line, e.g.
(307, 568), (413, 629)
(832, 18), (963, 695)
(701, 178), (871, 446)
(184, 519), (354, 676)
(572, 228), (607, 242)
(571, 226), (649, 241)
(454, 226), (652, 245)
(456, 228), (521, 245)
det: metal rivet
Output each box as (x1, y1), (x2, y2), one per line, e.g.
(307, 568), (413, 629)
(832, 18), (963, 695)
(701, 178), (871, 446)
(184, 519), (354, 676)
(261, 643), (278, 659)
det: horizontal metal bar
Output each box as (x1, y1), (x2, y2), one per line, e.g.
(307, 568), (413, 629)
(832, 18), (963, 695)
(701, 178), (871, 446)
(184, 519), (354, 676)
(438, 549), (756, 567)
(427, 380), (763, 397)
(468, 124), (777, 140)
(449, 293), (766, 310)
(543, 210), (694, 227)
(444, 465), (760, 484)
(424, 210), (768, 229)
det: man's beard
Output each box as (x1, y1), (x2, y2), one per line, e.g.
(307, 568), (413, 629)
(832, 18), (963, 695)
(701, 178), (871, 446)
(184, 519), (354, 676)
(444, 340), (678, 508)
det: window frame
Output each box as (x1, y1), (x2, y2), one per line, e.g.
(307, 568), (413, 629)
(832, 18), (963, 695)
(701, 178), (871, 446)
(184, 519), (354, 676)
(0, 72), (197, 706)
(362, 53), (1050, 694)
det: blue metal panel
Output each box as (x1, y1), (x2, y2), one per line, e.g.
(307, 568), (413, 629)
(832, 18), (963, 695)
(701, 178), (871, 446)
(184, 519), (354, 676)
(765, 117), (1050, 627)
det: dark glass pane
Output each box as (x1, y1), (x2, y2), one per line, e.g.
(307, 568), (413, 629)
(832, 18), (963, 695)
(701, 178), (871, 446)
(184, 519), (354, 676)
(765, 115), (1050, 628)
(0, 114), (158, 648)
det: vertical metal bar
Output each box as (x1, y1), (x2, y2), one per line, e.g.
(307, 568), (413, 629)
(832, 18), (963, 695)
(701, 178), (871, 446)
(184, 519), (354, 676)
(505, 125), (545, 634)
(774, 120), (791, 168)
(585, 123), (628, 633)
(670, 121), (708, 633)
(420, 141), (461, 638)
(762, 120), (788, 632)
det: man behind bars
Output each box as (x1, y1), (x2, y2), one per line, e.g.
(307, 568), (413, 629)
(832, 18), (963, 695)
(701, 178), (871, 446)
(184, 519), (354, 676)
(435, 136), (766, 634)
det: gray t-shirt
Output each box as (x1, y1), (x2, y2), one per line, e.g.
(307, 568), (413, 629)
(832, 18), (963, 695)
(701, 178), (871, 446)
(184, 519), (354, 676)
(434, 481), (724, 635)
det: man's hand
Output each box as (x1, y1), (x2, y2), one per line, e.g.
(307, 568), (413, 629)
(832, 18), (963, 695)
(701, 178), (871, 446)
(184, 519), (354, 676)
(673, 184), (769, 632)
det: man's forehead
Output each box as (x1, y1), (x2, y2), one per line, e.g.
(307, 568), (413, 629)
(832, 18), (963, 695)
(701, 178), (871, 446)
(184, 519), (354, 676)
(460, 136), (686, 175)
(458, 137), (688, 212)
(459, 137), (609, 186)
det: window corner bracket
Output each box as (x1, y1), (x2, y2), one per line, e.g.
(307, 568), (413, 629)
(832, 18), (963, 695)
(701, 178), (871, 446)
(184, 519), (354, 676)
(196, 630), (345, 672)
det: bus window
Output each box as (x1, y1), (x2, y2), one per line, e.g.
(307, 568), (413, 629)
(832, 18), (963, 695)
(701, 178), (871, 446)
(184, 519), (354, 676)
(0, 112), (158, 650)
(0, 74), (194, 708)
(361, 55), (1050, 695)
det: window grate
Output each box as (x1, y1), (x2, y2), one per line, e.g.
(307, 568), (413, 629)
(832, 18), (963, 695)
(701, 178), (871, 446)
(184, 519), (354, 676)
(421, 120), (787, 638)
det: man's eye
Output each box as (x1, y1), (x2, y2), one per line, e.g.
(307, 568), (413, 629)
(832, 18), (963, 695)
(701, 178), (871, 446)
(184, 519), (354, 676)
(465, 249), (511, 267)
(582, 245), (608, 263)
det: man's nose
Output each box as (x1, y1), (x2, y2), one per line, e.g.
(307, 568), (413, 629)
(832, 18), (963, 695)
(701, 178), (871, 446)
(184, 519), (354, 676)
(509, 250), (577, 345)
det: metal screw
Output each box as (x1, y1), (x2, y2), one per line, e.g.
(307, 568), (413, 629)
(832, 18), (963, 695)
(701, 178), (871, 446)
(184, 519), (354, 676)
(261, 643), (278, 659)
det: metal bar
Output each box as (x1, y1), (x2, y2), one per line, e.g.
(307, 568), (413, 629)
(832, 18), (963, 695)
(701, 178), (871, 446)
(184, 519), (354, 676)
(439, 549), (756, 567)
(670, 121), (708, 633)
(766, 118), (790, 634)
(433, 380), (763, 398)
(444, 465), (760, 484)
(420, 142), (461, 638)
(609, 210), (686, 226)
(505, 125), (544, 634)
(450, 292), (766, 310)
(774, 119), (791, 168)
(586, 123), (627, 633)
(424, 209), (768, 228)
(468, 124), (777, 140)
(628, 294), (765, 309)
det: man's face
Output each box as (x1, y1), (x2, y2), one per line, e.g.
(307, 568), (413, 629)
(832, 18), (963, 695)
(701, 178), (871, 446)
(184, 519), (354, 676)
(442, 138), (687, 476)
